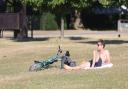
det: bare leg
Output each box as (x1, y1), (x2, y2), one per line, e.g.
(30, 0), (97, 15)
(64, 65), (81, 70)
(64, 61), (91, 70)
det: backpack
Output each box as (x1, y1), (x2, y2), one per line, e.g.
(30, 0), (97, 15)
(61, 51), (76, 69)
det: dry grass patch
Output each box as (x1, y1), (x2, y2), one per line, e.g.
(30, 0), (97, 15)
(0, 34), (128, 89)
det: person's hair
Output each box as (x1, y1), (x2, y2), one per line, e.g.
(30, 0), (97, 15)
(97, 39), (105, 48)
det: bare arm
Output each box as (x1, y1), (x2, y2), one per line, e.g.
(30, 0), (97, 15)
(91, 50), (96, 68)
(105, 50), (111, 64)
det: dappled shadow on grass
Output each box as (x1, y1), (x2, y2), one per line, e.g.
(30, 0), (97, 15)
(78, 40), (128, 45)
(67, 37), (89, 40)
(10, 37), (50, 42)
(7, 36), (89, 42)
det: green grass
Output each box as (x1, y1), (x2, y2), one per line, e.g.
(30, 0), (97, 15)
(0, 34), (128, 89)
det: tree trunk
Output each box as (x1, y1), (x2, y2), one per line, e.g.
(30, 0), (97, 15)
(18, 4), (28, 40)
(60, 16), (64, 38)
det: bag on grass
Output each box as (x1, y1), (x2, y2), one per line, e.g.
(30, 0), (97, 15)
(61, 51), (76, 69)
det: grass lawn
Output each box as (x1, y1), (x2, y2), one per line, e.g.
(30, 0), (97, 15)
(0, 33), (128, 89)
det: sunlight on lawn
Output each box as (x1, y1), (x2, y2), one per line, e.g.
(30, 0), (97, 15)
(0, 34), (128, 89)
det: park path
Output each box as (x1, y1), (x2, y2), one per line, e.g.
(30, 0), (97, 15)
(30, 30), (128, 38)
(1, 30), (128, 38)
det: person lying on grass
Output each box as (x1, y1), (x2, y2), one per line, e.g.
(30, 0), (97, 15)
(64, 39), (112, 70)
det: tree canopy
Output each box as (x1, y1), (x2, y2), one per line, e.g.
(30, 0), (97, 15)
(1, 0), (127, 13)
(22, 0), (128, 9)
(22, 0), (93, 10)
(99, 0), (128, 7)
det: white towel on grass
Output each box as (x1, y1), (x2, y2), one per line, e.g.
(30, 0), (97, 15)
(84, 63), (113, 70)
(93, 63), (113, 69)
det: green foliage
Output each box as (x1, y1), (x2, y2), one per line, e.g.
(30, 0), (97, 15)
(22, 0), (94, 10)
(31, 15), (41, 30)
(48, 0), (65, 7)
(28, 12), (59, 30)
(47, 0), (94, 11)
(99, 0), (111, 6)
(22, 0), (44, 7)
(40, 12), (58, 30)
(69, 0), (92, 9)
(12, 0), (128, 11)
(99, 0), (128, 6)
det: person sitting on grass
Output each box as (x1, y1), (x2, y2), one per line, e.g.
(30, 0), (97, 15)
(64, 39), (112, 70)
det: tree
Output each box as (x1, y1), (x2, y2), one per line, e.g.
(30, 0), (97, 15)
(22, 0), (128, 37)
(22, 0), (95, 38)
(48, 0), (94, 30)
